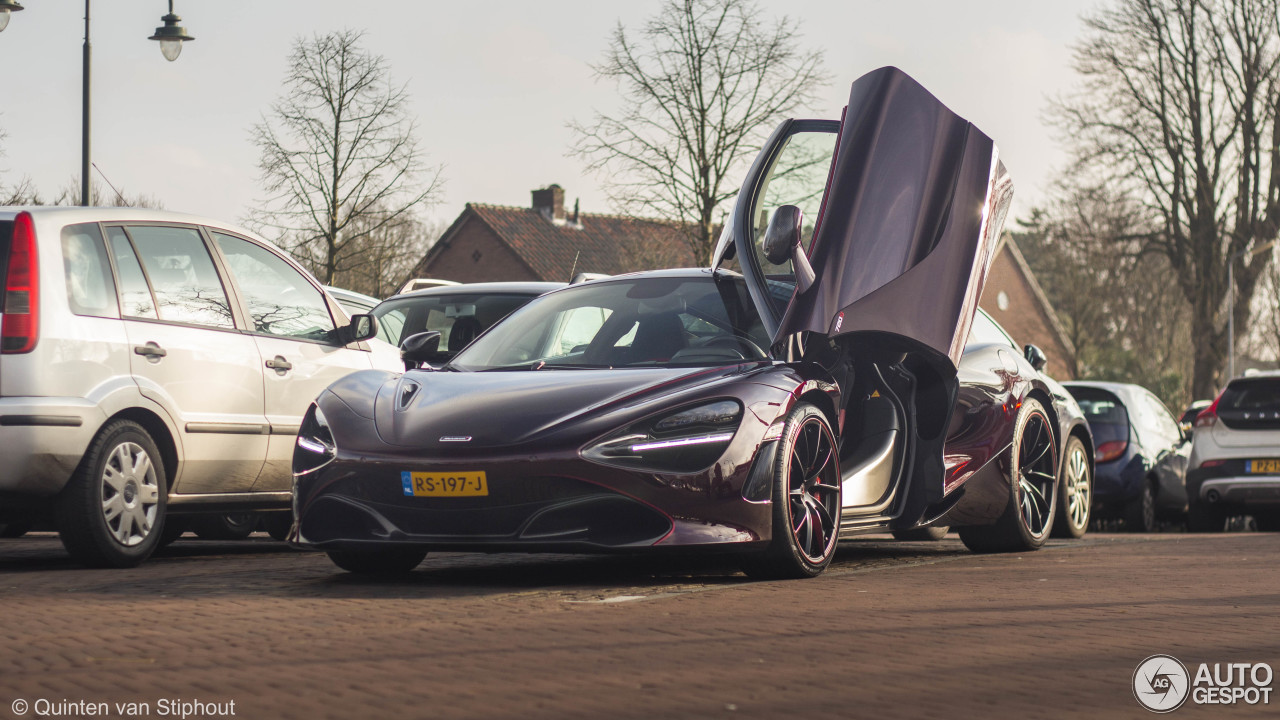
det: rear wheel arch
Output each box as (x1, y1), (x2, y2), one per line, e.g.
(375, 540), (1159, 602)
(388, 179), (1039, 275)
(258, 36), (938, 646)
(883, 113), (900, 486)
(105, 408), (179, 490)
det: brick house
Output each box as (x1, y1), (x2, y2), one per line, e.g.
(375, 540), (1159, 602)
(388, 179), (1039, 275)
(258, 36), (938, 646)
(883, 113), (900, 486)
(414, 185), (1075, 378)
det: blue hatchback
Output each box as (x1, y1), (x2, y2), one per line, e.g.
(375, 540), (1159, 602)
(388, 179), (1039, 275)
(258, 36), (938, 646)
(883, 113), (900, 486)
(1063, 382), (1191, 532)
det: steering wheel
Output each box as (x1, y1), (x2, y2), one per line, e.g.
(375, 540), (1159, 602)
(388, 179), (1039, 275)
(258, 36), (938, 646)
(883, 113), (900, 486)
(705, 334), (768, 359)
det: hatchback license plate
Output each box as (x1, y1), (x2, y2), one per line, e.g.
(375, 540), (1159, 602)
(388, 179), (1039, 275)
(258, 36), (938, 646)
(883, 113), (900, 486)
(401, 471), (488, 497)
(1248, 459), (1280, 474)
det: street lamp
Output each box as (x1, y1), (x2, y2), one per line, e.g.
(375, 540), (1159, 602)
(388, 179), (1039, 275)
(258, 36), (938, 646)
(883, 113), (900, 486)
(0, 1), (23, 33)
(148, 1), (194, 62)
(0, 2), (193, 205)
(1228, 238), (1279, 379)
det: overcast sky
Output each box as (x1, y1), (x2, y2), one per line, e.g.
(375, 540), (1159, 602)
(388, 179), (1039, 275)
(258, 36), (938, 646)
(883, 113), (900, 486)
(0, 0), (1099, 230)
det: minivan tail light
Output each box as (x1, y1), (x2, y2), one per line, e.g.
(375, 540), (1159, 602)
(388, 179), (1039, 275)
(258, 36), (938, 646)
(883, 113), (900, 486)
(1195, 392), (1224, 429)
(1, 212), (38, 354)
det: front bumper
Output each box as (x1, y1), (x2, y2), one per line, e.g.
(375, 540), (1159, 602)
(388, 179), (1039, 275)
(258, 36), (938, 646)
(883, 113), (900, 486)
(0, 397), (104, 497)
(292, 450), (770, 554)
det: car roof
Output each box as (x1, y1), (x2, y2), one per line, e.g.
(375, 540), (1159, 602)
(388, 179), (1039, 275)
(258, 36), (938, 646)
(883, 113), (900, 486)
(0, 206), (265, 241)
(1061, 381), (1154, 406)
(324, 286), (380, 304)
(385, 281), (567, 301)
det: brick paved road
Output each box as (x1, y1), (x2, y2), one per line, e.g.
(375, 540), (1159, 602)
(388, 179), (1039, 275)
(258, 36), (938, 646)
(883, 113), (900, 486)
(0, 532), (1276, 720)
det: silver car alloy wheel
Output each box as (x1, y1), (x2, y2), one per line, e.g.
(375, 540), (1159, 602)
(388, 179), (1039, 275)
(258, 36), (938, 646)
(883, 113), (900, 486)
(1064, 444), (1090, 530)
(100, 441), (160, 547)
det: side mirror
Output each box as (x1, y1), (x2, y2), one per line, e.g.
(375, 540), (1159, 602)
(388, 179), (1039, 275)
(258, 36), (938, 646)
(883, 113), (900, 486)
(761, 205), (815, 293)
(1023, 343), (1047, 372)
(1179, 422), (1194, 443)
(338, 314), (379, 344)
(400, 331), (441, 370)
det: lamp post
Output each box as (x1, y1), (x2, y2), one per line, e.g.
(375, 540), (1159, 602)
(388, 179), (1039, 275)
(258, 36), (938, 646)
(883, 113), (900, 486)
(1228, 238), (1279, 379)
(1, 2), (194, 206)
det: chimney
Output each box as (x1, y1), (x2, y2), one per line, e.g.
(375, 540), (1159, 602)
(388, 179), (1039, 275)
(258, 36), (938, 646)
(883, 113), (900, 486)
(532, 184), (565, 222)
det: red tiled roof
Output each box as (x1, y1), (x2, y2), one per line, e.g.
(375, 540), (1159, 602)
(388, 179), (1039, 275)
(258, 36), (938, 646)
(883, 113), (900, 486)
(462, 203), (702, 281)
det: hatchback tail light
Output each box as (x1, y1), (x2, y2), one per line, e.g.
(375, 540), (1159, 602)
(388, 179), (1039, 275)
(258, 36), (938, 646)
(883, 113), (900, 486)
(1096, 441), (1127, 463)
(1, 212), (38, 354)
(1195, 392), (1224, 429)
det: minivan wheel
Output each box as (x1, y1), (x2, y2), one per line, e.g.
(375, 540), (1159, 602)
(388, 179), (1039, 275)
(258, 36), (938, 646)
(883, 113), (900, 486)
(55, 420), (167, 568)
(193, 513), (257, 541)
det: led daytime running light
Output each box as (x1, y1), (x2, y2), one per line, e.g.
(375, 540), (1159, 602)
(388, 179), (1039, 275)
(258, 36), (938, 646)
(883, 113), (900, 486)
(629, 432), (735, 452)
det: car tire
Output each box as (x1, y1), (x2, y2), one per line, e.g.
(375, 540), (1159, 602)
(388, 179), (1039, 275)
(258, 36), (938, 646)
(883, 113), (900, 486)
(1051, 436), (1092, 539)
(0, 521), (33, 538)
(1122, 480), (1157, 533)
(959, 398), (1058, 554)
(327, 549), (427, 575)
(192, 513), (258, 541)
(892, 526), (948, 541)
(1186, 501), (1227, 533)
(262, 513), (292, 542)
(742, 403), (842, 580)
(54, 419), (167, 568)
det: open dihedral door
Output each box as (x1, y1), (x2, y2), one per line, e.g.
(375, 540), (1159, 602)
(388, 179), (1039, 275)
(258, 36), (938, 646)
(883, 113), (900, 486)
(725, 66), (1014, 525)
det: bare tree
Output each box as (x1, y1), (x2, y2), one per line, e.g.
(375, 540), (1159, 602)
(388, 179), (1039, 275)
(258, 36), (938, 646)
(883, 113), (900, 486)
(329, 213), (445, 298)
(1019, 184), (1195, 407)
(248, 29), (442, 285)
(571, 0), (826, 262)
(1052, 0), (1280, 397)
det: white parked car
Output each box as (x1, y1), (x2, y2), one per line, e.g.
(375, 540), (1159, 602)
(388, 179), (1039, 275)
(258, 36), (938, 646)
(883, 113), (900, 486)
(1186, 370), (1280, 532)
(0, 208), (401, 566)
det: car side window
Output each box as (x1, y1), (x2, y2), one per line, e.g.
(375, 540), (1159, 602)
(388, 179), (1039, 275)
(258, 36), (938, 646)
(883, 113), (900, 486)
(967, 311), (1015, 349)
(125, 226), (234, 329)
(1144, 391), (1181, 445)
(105, 227), (157, 319)
(212, 233), (337, 343)
(61, 223), (118, 318)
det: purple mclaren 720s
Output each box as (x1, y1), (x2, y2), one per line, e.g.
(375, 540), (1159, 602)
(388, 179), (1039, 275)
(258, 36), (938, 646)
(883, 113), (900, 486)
(289, 67), (1093, 579)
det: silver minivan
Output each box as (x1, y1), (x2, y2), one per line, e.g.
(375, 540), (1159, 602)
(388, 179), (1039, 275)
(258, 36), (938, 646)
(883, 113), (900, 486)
(0, 208), (400, 566)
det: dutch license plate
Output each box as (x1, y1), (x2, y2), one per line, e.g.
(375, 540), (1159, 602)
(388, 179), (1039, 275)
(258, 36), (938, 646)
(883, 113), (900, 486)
(401, 471), (488, 497)
(1248, 459), (1280, 474)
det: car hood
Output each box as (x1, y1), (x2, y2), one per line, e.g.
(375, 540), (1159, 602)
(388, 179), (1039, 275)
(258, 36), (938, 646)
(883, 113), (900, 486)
(368, 365), (751, 449)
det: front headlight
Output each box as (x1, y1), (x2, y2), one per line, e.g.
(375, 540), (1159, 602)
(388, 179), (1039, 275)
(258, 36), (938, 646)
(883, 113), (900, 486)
(293, 403), (336, 476)
(583, 400), (742, 473)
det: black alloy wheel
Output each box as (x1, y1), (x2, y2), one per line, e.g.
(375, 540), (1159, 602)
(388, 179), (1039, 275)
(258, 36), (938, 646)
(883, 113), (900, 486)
(262, 512), (292, 542)
(959, 398), (1058, 553)
(743, 403), (842, 579)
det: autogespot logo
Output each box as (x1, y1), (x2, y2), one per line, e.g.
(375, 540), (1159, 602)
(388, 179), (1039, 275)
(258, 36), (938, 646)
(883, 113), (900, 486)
(1134, 654), (1191, 713)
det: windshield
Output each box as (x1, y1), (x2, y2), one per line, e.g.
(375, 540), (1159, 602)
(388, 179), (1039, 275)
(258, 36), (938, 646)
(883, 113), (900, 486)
(372, 292), (536, 361)
(449, 274), (771, 371)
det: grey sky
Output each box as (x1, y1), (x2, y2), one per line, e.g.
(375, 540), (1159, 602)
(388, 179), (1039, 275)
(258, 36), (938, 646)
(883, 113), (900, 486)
(0, 1), (1098, 230)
